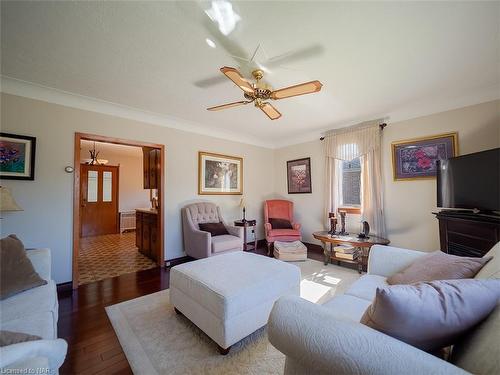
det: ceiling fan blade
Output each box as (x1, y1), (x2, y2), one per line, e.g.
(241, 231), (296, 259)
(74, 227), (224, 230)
(265, 44), (324, 68)
(271, 80), (323, 100)
(220, 67), (254, 94)
(207, 100), (251, 111)
(194, 75), (228, 88)
(260, 103), (282, 120)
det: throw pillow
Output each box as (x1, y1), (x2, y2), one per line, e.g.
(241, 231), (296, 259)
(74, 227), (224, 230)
(0, 235), (47, 300)
(387, 251), (492, 285)
(360, 279), (500, 351)
(198, 222), (229, 236)
(0, 330), (42, 347)
(269, 218), (293, 229)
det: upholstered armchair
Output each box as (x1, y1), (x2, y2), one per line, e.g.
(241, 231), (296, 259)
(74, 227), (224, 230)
(182, 202), (244, 259)
(264, 199), (302, 255)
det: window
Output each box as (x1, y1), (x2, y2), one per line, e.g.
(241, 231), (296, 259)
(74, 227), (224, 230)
(340, 157), (361, 208)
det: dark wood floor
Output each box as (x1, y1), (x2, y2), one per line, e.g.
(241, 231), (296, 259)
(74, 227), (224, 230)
(57, 246), (324, 374)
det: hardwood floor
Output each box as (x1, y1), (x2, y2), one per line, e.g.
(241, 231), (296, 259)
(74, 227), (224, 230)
(57, 245), (324, 374)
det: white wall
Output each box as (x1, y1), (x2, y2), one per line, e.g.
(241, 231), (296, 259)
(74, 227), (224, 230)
(1, 93), (498, 284)
(79, 143), (150, 212)
(0, 93), (275, 283)
(274, 100), (500, 251)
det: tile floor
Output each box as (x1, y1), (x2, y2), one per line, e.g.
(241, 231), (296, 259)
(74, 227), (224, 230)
(78, 232), (157, 285)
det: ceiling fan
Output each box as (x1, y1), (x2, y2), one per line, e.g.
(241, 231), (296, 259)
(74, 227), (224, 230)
(207, 67), (323, 120)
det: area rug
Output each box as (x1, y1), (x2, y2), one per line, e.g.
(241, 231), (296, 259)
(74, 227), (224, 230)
(106, 259), (359, 374)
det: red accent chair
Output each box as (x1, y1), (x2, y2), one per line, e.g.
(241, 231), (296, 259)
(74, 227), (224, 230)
(264, 199), (302, 255)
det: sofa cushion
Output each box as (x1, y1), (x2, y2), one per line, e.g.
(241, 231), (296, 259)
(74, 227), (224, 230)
(360, 279), (500, 351)
(170, 252), (300, 319)
(0, 311), (56, 340)
(0, 280), (57, 324)
(475, 242), (500, 279)
(268, 229), (301, 238)
(0, 235), (47, 300)
(345, 275), (388, 301)
(0, 330), (41, 347)
(451, 304), (500, 374)
(199, 222), (229, 237)
(323, 295), (372, 322)
(211, 235), (242, 253)
(387, 251), (492, 285)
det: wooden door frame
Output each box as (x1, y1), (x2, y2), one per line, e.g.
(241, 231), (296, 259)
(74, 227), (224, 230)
(73, 132), (165, 289)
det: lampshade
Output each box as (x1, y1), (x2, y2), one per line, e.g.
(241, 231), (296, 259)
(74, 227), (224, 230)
(0, 186), (23, 212)
(239, 197), (246, 208)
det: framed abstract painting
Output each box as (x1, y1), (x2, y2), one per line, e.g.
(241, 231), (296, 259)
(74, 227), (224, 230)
(391, 132), (458, 181)
(0, 133), (36, 180)
(287, 157), (312, 194)
(198, 152), (243, 195)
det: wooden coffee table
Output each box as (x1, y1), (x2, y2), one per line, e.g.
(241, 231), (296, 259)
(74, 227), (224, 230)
(312, 231), (390, 273)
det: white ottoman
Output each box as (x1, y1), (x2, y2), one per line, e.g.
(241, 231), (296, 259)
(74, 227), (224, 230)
(170, 252), (301, 354)
(274, 240), (307, 261)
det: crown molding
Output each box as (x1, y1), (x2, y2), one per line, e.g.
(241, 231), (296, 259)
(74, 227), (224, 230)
(2, 75), (498, 150)
(273, 85), (500, 149)
(0, 76), (276, 149)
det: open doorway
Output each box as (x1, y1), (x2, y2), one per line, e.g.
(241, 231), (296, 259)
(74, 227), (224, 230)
(73, 133), (165, 288)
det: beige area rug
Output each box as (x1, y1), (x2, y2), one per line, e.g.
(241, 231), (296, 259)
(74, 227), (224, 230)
(106, 259), (359, 375)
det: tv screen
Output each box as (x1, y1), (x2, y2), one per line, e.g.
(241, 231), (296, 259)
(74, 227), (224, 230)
(437, 148), (500, 212)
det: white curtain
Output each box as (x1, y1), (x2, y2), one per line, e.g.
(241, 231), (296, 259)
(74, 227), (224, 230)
(324, 123), (386, 237)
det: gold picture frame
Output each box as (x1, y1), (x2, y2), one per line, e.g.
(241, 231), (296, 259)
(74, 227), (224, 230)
(198, 151), (243, 195)
(391, 132), (458, 181)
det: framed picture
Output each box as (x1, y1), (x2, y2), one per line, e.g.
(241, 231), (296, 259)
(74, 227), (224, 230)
(287, 157), (312, 194)
(392, 132), (458, 181)
(198, 152), (243, 195)
(0, 133), (36, 180)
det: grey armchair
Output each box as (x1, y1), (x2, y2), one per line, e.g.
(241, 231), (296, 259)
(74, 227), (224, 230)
(181, 202), (244, 259)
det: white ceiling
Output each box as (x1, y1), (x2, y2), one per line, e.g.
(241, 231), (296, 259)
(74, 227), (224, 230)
(2, 1), (499, 148)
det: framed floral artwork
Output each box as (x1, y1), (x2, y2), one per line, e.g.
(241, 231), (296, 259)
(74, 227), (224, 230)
(391, 132), (458, 181)
(287, 157), (312, 194)
(198, 152), (243, 195)
(0, 133), (37, 180)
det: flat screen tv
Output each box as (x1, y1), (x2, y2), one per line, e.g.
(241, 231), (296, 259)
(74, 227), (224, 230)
(437, 148), (500, 212)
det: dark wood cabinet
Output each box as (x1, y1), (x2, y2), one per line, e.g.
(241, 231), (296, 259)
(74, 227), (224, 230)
(434, 211), (500, 257)
(143, 147), (161, 189)
(136, 210), (158, 262)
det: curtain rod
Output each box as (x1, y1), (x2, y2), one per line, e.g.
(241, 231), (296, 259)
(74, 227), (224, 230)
(319, 123), (387, 141)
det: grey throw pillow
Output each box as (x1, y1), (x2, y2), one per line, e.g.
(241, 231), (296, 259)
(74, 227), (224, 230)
(360, 279), (500, 351)
(387, 251), (492, 285)
(0, 235), (47, 300)
(0, 330), (42, 347)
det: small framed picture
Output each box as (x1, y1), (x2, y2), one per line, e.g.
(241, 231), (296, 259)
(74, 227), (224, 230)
(0, 133), (37, 180)
(392, 132), (458, 181)
(198, 152), (243, 195)
(287, 157), (312, 194)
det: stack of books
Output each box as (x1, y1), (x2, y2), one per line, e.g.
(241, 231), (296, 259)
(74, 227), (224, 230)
(333, 244), (359, 260)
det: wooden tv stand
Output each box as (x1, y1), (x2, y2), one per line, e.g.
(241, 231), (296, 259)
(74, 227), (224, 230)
(433, 211), (500, 257)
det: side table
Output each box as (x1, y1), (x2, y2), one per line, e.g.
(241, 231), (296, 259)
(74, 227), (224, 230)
(234, 220), (258, 251)
(312, 231), (390, 273)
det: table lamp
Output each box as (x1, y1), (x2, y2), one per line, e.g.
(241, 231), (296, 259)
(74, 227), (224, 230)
(239, 197), (246, 222)
(0, 186), (23, 216)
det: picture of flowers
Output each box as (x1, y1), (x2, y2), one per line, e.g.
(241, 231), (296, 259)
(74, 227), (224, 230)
(0, 133), (36, 180)
(198, 152), (243, 195)
(392, 133), (458, 181)
(287, 157), (312, 193)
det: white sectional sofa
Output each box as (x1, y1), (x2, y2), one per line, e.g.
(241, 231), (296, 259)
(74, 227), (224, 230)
(268, 243), (499, 375)
(0, 248), (68, 374)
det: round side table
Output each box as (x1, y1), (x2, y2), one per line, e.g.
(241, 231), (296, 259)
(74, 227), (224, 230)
(234, 219), (257, 251)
